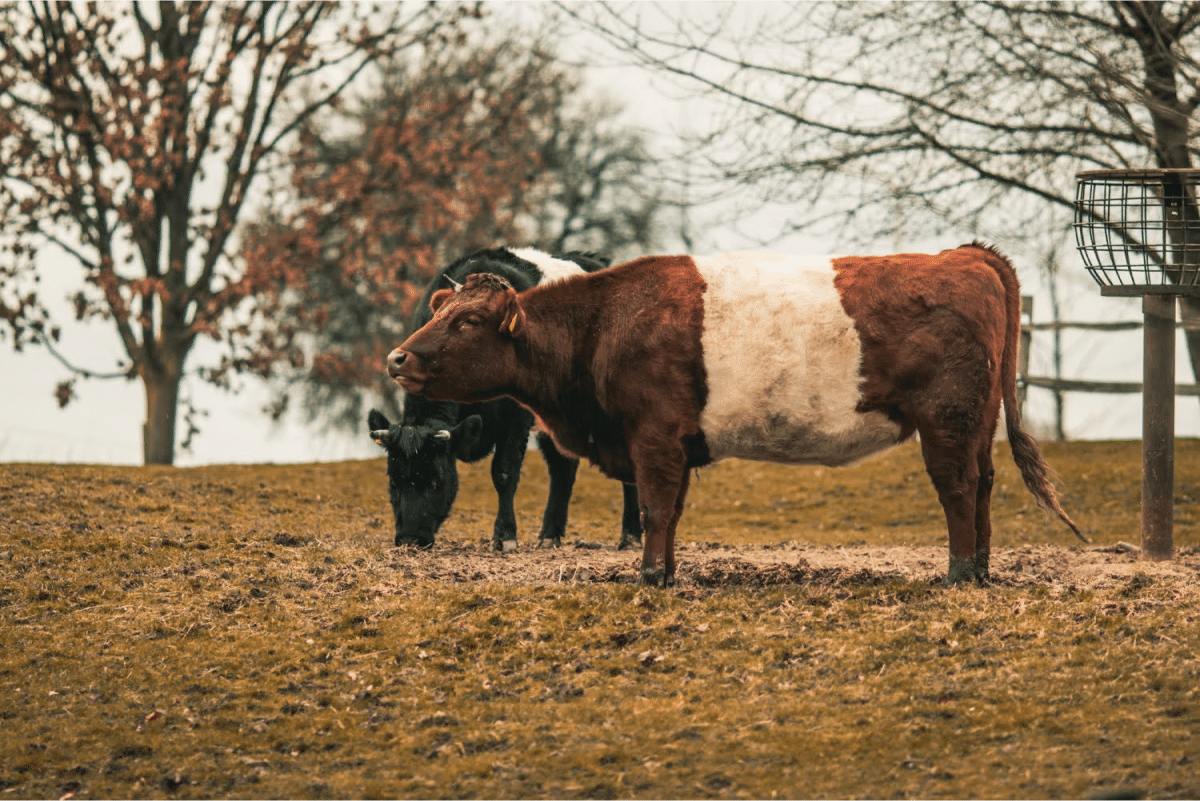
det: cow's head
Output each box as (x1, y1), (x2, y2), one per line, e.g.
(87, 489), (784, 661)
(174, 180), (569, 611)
(387, 273), (525, 403)
(367, 409), (483, 547)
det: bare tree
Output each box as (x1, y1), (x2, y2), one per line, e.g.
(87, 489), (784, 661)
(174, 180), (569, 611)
(566, 0), (1200, 383)
(522, 95), (662, 260)
(0, 1), (466, 464)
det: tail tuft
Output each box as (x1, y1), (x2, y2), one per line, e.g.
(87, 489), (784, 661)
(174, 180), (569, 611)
(1007, 419), (1089, 543)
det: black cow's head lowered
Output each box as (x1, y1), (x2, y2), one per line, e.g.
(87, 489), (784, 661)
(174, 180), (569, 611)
(368, 409), (483, 547)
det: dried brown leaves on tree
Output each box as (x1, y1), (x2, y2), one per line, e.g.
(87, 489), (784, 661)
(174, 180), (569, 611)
(0, 1), (467, 464)
(238, 32), (664, 431)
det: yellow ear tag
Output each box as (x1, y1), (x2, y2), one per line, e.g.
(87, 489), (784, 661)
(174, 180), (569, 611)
(508, 314), (520, 333)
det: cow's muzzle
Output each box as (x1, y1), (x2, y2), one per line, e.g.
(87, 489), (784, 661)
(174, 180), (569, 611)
(386, 348), (410, 379)
(388, 347), (429, 394)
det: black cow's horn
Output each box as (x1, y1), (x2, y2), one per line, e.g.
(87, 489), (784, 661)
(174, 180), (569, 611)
(445, 275), (463, 292)
(370, 429), (388, 441)
(434, 429), (452, 440)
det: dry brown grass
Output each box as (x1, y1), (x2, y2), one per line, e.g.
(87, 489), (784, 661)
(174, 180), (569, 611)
(2, 439), (1199, 799)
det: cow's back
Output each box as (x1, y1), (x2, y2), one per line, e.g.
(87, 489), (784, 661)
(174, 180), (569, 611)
(694, 252), (904, 466)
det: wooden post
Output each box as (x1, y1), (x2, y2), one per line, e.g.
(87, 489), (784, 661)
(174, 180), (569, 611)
(1141, 294), (1176, 560)
(1018, 295), (1033, 416)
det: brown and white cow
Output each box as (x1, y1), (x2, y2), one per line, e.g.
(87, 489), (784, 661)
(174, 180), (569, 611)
(387, 243), (1084, 586)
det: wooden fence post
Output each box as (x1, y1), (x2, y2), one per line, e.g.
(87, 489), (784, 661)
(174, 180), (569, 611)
(1018, 295), (1033, 417)
(1141, 294), (1177, 560)
(1022, 303), (1197, 558)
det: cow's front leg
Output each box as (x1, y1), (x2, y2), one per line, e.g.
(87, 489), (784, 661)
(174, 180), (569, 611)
(618, 482), (643, 550)
(490, 424), (529, 552)
(534, 431), (578, 548)
(632, 441), (689, 587)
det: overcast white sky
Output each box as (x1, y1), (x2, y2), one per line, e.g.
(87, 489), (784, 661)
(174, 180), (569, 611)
(2, 3), (1198, 466)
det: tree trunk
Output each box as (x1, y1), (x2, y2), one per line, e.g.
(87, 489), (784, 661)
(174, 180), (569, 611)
(1182, 301), (1200, 384)
(142, 362), (183, 466)
(1130, 4), (1200, 390)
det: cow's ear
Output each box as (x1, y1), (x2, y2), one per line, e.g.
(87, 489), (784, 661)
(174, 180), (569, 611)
(430, 288), (454, 313)
(499, 290), (526, 338)
(367, 409), (391, 446)
(368, 409), (391, 432)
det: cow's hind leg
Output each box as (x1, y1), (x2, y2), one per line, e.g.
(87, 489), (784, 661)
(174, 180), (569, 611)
(534, 432), (577, 548)
(971, 385), (1002, 583)
(973, 446), (996, 583)
(918, 427), (983, 586)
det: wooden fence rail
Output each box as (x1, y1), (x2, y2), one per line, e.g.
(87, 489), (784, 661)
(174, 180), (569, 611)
(1017, 295), (1200, 401)
(1021, 375), (1200, 396)
(1023, 321), (1142, 332)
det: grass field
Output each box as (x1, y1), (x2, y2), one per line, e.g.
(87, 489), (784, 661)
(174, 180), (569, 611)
(2, 438), (1199, 799)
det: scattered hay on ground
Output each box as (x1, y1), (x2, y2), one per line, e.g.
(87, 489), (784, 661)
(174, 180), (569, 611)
(378, 535), (1200, 594)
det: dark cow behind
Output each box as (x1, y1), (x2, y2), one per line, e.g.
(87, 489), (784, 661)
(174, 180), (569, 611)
(371, 247), (641, 551)
(388, 243), (1085, 585)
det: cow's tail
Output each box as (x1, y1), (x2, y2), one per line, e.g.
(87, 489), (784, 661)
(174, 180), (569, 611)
(972, 242), (1088, 543)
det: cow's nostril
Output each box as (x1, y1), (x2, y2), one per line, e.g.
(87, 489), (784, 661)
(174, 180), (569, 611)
(387, 349), (408, 375)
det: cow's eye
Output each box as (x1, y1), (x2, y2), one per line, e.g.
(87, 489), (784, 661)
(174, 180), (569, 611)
(459, 316), (481, 330)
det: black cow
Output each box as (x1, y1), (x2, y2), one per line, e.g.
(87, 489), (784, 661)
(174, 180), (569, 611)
(370, 247), (641, 551)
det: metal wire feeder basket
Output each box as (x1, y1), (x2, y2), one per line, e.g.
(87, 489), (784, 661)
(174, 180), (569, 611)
(1074, 168), (1200, 297)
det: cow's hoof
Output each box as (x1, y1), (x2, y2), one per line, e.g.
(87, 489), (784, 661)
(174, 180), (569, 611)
(944, 556), (985, 587)
(974, 551), (991, 584)
(395, 539), (434, 550)
(637, 569), (675, 588)
(493, 539), (518, 553)
(617, 533), (642, 551)
(536, 537), (563, 549)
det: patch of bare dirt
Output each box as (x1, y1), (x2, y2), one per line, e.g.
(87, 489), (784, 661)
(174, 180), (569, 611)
(384, 539), (1200, 590)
